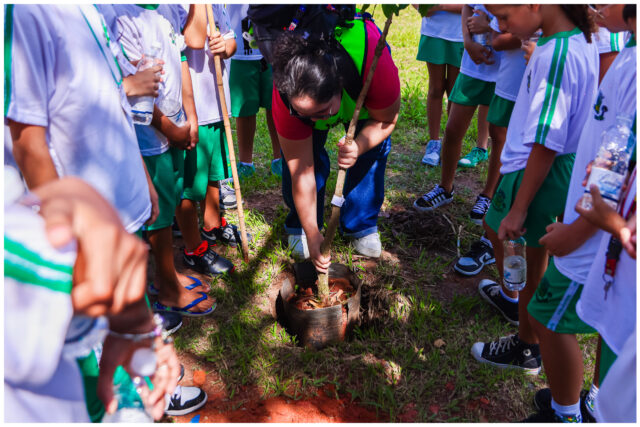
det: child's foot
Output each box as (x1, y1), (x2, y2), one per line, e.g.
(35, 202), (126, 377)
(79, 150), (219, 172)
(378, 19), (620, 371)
(183, 241), (234, 275)
(454, 239), (495, 276)
(201, 218), (252, 248)
(478, 279), (519, 325)
(421, 139), (442, 166)
(155, 276), (215, 316)
(470, 333), (541, 375)
(469, 193), (491, 225)
(458, 147), (488, 168)
(271, 158), (283, 177)
(413, 184), (454, 212)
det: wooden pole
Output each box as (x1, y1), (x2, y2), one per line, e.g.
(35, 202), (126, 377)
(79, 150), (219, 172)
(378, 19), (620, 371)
(205, 4), (250, 263)
(317, 15), (394, 299)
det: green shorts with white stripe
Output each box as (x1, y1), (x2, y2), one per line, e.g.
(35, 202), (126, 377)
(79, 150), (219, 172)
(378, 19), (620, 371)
(527, 257), (596, 334)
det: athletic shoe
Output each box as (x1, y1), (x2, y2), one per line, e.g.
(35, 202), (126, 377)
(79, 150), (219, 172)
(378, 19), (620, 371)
(454, 239), (495, 276)
(165, 385), (208, 416)
(421, 139), (442, 166)
(352, 232), (382, 258)
(201, 218), (252, 248)
(413, 184), (454, 212)
(219, 181), (237, 210)
(288, 234), (309, 260)
(238, 163), (255, 179)
(183, 241), (234, 275)
(533, 388), (595, 423)
(521, 408), (564, 422)
(171, 217), (182, 237)
(478, 279), (519, 325)
(271, 158), (283, 177)
(458, 147), (488, 168)
(471, 333), (542, 375)
(469, 194), (491, 225)
(157, 311), (183, 335)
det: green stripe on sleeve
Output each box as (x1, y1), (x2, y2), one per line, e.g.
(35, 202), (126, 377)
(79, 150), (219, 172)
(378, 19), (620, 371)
(5, 257), (73, 294)
(535, 39), (563, 144)
(4, 236), (74, 275)
(540, 38), (568, 144)
(4, 4), (15, 116)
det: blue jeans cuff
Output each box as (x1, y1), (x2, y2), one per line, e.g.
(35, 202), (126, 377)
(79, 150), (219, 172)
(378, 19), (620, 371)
(342, 226), (378, 239)
(284, 225), (304, 236)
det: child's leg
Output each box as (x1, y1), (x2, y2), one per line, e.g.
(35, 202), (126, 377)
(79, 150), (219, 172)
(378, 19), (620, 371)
(174, 199), (202, 252)
(476, 104), (490, 150)
(519, 245), (547, 345)
(203, 181), (222, 230)
(266, 109), (281, 160)
(426, 62), (447, 141)
(440, 102), (478, 192)
(483, 124), (506, 198)
(483, 219), (510, 294)
(236, 115), (257, 164)
(444, 64), (460, 106)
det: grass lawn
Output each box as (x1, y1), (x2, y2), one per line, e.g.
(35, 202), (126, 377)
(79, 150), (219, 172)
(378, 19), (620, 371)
(166, 6), (597, 422)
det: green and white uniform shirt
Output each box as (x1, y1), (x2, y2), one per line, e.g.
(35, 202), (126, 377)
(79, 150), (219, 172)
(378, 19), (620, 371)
(459, 4), (500, 82)
(4, 5), (151, 233)
(489, 17), (526, 102)
(4, 168), (88, 422)
(594, 26), (628, 54)
(500, 28), (599, 174)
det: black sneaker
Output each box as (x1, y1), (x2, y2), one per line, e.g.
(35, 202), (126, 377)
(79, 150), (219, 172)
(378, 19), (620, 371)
(533, 388), (595, 422)
(478, 279), (519, 325)
(522, 408), (563, 422)
(164, 385), (208, 416)
(183, 241), (234, 275)
(219, 181), (237, 210)
(454, 239), (495, 276)
(471, 333), (541, 375)
(469, 194), (491, 225)
(157, 311), (183, 335)
(413, 184), (454, 212)
(201, 217), (248, 248)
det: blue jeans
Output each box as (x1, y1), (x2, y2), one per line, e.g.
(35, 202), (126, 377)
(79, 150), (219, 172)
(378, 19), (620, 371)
(282, 121), (391, 238)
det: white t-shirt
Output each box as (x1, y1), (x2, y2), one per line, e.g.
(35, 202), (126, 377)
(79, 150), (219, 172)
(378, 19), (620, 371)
(577, 169), (636, 355)
(4, 170), (88, 423)
(112, 4), (187, 156)
(555, 41), (636, 284)
(499, 28), (599, 174)
(4, 4), (151, 233)
(228, 4), (263, 60)
(420, 11), (463, 43)
(459, 4), (500, 82)
(182, 4), (233, 126)
(594, 27), (626, 54)
(489, 18), (526, 101)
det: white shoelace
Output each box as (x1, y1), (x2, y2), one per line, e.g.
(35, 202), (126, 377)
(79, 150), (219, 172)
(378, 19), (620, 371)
(488, 335), (518, 356)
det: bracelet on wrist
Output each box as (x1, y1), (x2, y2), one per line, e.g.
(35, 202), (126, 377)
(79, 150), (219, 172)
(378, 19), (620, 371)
(108, 313), (167, 342)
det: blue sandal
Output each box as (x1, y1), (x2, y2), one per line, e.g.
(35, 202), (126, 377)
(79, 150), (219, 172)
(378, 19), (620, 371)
(147, 276), (207, 296)
(152, 292), (216, 317)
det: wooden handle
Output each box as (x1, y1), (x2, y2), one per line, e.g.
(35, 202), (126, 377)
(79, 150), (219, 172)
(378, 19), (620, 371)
(206, 4), (250, 263)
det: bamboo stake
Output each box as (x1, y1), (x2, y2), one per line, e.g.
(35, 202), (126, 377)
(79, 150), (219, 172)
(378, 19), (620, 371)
(317, 15), (394, 299)
(205, 4), (250, 263)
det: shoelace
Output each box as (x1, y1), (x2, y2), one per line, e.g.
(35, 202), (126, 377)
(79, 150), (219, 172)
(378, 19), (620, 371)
(423, 185), (444, 202)
(472, 196), (491, 214)
(489, 334), (518, 356)
(426, 141), (440, 154)
(467, 240), (490, 258)
(487, 284), (501, 297)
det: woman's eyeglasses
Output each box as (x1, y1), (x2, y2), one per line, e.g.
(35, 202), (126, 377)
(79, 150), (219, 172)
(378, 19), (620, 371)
(289, 104), (335, 121)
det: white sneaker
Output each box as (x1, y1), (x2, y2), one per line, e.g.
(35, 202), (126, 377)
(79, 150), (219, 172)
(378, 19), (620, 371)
(164, 385), (208, 416)
(421, 139), (442, 166)
(352, 232), (382, 258)
(288, 234), (310, 259)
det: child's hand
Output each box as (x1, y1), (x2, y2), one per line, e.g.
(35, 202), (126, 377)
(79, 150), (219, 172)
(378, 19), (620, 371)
(188, 118), (199, 150)
(521, 40), (536, 64)
(464, 40), (494, 65)
(208, 31), (226, 56)
(123, 61), (165, 97)
(498, 208), (527, 241)
(466, 9), (490, 34)
(307, 232), (331, 274)
(575, 185), (626, 236)
(539, 222), (576, 257)
(337, 135), (359, 169)
(167, 122), (192, 150)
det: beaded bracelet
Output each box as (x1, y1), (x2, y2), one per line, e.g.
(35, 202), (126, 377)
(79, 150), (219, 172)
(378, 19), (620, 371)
(108, 313), (166, 342)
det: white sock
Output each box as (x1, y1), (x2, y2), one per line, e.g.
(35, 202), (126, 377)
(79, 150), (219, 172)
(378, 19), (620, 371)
(500, 288), (518, 303)
(480, 235), (493, 248)
(551, 398), (582, 422)
(585, 384), (598, 416)
(239, 161), (254, 167)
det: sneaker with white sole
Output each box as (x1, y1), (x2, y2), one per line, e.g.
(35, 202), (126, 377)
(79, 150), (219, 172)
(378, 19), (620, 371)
(454, 239), (495, 276)
(471, 333), (541, 375)
(352, 232), (382, 258)
(288, 234), (310, 259)
(421, 139), (442, 166)
(458, 147), (488, 168)
(413, 184), (454, 212)
(219, 181), (237, 210)
(469, 194), (491, 225)
(478, 279), (519, 325)
(164, 385), (208, 416)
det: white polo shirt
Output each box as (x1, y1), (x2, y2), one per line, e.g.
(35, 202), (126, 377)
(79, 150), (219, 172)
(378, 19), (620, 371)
(420, 11), (463, 43)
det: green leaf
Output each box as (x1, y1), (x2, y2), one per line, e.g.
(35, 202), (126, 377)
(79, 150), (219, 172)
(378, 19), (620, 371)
(360, 4), (371, 13)
(381, 4), (407, 19)
(418, 4), (435, 17)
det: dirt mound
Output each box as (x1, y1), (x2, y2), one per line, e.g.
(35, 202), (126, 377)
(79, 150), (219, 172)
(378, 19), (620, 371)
(388, 209), (457, 251)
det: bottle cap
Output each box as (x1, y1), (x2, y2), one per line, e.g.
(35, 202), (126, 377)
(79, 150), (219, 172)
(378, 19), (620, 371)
(129, 347), (157, 377)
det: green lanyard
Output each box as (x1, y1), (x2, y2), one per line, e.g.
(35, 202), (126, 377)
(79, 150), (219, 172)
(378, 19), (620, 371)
(78, 5), (123, 87)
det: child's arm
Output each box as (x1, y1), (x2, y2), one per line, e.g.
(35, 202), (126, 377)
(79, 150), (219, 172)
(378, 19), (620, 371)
(183, 4), (207, 49)
(492, 32), (522, 51)
(9, 121), (58, 188)
(538, 216), (598, 257)
(207, 29), (237, 60)
(180, 60), (198, 150)
(498, 144), (556, 240)
(462, 5), (493, 65)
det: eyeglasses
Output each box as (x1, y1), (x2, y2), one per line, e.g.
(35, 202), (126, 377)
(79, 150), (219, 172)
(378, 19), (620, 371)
(588, 4), (613, 19)
(289, 104), (335, 121)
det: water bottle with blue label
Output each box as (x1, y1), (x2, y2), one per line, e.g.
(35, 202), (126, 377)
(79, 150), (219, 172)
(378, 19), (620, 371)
(129, 41), (162, 126)
(580, 114), (635, 210)
(503, 238), (526, 292)
(471, 8), (491, 48)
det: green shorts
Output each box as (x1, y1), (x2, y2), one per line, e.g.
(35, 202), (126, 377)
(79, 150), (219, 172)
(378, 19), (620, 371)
(599, 338), (617, 383)
(143, 148), (184, 231)
(527, 257), (597, 334)
(485, 153), (575, 248)
(449, 73), (496, 106)
(183, 122), (231, 201)
(416, 35), (464, 68)
(230, 59), (273, 117)
(487, 94), (515, 128)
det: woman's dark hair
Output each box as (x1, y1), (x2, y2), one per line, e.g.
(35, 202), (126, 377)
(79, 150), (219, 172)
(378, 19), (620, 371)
(623, 4), (636, 22)
(559, 5), (596, 43)
(271, 32), (343, 104)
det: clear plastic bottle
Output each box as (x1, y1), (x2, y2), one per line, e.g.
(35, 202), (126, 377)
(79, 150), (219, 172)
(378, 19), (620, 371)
(62, 315), (109, 361)
(580, 114), (635, 210)
(101, 348), (157, 423)
(129, 41), (162, 126)
(471, 8), (491, 48)
(503, 238), (526, 292)
(157, 96), (186, 127)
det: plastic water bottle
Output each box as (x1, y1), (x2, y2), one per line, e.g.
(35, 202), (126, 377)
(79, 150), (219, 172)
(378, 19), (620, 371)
(157, 96), (186, 127)
(129, 41), (162, 126)
(62, 315), (109, 361)
(471, 8), (491, 47)
(580, 114), (635, 210)
(503, 238), (526, 291)
(102, 348), (157, 423)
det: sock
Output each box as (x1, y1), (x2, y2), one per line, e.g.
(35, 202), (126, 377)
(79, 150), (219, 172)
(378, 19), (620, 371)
(478, 147), (487, 153)
(239, 161), (254, 167)
(480, 234), (493, 248)
(584, 384), (598, 416)
(500, 288), (519, 303)
(551, 398), (582, 423)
